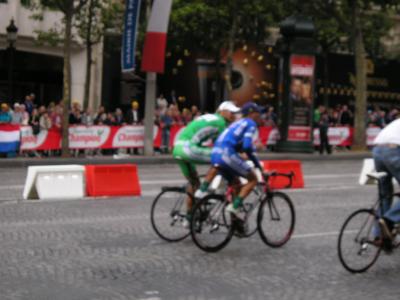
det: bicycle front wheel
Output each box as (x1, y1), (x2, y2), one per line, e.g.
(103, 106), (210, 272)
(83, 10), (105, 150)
(150, 188), (190, 242)
(257, 191), (295, 247)
(191, 194), (233, 252)
(337, 209), (382, 273)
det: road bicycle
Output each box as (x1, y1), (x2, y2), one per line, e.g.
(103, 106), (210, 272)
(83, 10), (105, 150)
(337, 171), (400, 273)
(190, 171), (296, 252)
(150, 174), (263, 242)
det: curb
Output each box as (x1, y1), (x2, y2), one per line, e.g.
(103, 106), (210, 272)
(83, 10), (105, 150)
(0, 152), (372, 168)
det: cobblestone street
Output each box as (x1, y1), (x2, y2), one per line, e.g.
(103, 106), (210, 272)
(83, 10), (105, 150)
(0, 160), (399, 300)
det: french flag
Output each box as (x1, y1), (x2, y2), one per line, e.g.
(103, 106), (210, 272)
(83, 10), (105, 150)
(0, 124), (20, 153)
(141, 0), (173, 73)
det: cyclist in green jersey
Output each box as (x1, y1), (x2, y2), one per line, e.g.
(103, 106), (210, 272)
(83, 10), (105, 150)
(172, 101), (240, 217)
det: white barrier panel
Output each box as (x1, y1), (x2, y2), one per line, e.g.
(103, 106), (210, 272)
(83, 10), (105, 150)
(359, 158), (398, 186)
(23, 165), (85, 200)
(359, 159), (376, 185)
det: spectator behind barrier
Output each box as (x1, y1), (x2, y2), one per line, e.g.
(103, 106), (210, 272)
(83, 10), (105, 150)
(0, 104), (11, 124)
(11, 103), (24, 124)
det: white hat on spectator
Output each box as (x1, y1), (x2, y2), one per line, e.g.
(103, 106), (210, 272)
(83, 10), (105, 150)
(217, 101), (240, 113)
(14, 102), (20, 108)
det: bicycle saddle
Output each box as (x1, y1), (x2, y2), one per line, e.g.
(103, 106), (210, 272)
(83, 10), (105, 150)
(366, 172), (388, 181)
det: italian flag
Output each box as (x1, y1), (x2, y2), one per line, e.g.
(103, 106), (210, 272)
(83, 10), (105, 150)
(141, 0), (173, 73)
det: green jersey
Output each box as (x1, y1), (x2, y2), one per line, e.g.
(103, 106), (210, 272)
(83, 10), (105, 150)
(173, 113), (227, 177)
(175, 113), (227, 146)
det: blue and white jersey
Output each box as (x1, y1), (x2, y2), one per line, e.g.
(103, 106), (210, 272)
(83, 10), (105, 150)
(214, 118), (257, 153)
(212, 118), (262, 172)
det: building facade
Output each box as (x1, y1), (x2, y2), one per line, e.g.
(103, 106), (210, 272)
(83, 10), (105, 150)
(0, 0), (103, 108)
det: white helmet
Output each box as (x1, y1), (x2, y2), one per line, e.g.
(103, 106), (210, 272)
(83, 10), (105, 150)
(217, 101), (240, 113)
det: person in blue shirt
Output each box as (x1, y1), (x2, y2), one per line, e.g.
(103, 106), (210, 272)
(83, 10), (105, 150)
(0, 103), (12, 124)
(210, 102), (264, 222)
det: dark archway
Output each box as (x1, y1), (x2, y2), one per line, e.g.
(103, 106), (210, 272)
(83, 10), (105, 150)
(0, 50), (63, 105)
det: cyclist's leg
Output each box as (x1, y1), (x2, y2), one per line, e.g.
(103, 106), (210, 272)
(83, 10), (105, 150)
(176, 159), (199, 213)
(173, 144), (200, 214)
(372, 147), (394, 237)
(374, 149), (394, 213)
(194, 166), (219, 198)
(380, 147), (400, 225)
(195, 149), (223, 195)
(220, 150), (257, 209)
(182, 143), (216, 195)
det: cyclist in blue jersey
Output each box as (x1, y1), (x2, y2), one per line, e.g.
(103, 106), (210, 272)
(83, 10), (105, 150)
(209, 102), (264, 225)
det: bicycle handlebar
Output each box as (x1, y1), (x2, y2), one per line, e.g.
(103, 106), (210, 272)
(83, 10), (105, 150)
(262, 171), (294, 189)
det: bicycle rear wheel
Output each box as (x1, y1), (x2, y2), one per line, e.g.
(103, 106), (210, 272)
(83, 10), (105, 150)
(191, 194), (233, 252)
(338, 209), (382, 273)
(257, 191), (295, 247)
(150, 187), (190, 242)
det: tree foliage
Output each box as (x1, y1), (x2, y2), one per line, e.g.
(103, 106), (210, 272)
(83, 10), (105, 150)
(168, 0), (285, 99)
(35, 0), (89, 156)
(297, 0), (399, 148)
(169, 0), (285, 55)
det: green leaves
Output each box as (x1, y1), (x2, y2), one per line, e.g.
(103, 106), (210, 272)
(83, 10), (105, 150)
(299, 0), (399, 56)
(168, 0), (286, 56)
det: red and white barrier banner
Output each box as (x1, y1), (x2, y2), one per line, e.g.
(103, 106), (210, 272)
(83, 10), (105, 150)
(0, 124), (383, 151)
(313, 126), (380, 147)
(313, 127), (353, 146)
(20, 125), (161, 150)
(258, 127), (280, 145)
(20, 127), (61, 150)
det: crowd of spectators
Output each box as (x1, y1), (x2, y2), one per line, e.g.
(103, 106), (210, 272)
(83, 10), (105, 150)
(314, 104), (399, 128)
(314, 103), (399, 154)
(4, 92), (397, 157)
(314, 104), (354, 128)
(0, 93), (281, 156)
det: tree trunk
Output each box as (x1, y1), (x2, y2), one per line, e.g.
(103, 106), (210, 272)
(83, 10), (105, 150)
(83, 0), (95, 110)
(352, 3), (367, 150)
(61, 8), (73, 157)
(224, 13), (238, 99)
(214, 52), (222, 108)
(322, 50), (330, 107)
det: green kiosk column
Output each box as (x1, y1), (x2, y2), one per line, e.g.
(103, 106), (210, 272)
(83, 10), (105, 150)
(275, 15), (318, 153)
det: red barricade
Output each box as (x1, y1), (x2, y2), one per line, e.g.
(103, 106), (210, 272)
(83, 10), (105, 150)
(85, 164), (141, 197)
(262, 160), (304, 189)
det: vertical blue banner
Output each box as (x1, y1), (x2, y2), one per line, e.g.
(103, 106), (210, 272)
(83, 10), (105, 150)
(122, 0), (141, 72)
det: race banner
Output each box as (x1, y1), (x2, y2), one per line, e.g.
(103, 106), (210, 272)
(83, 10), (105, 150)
(69, 126), (112, 149)
(113, 126), (159, 148)
(258, 126), (280, 145)
(20, 127), (61, 150)
(121, 0), (141, 72)
(313, 127), (353, 146)
(0, 125), (382, 151)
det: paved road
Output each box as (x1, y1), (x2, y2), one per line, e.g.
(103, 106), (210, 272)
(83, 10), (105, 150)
(0, 160), (399, 300)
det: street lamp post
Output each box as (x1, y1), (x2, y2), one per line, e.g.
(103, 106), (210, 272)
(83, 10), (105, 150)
(6, 19), (18, 103)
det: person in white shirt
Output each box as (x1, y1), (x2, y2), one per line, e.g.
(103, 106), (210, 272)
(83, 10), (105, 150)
(372, 113), (400, 250)
(156, 94), (168, 116)
(11, 103), (24, 124)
